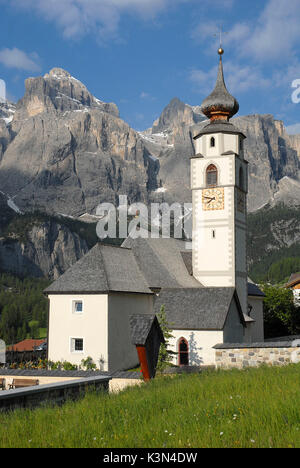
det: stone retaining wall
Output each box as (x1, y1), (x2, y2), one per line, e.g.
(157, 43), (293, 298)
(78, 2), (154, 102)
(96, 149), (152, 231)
(0, 375), (110, 412)
(214, 341), (300, 369)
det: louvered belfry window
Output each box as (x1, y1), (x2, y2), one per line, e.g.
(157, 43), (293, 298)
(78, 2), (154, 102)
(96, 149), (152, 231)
(206, 164), (218, 187)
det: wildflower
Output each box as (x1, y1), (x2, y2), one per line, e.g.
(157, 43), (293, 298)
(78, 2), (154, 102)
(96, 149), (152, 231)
(250, 440), (255, 443)
(220, 432), (224, 436)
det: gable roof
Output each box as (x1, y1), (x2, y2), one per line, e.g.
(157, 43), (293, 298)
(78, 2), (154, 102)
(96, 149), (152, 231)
(7, 339), (45, 352)
(286, 272), (300, 289)
(44, 243), (152, 295)
(121, 237), (202, 289)
(154, 287), (245, 330)
(130, 314), (164, 346)
(247, 279), (265, 297)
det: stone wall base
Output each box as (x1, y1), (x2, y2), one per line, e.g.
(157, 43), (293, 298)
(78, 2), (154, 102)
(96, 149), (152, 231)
(215, 346), (300, 369)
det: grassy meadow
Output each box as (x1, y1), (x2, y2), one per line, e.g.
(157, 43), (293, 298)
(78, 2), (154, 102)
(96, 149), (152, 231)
(0, 364), (299, 448)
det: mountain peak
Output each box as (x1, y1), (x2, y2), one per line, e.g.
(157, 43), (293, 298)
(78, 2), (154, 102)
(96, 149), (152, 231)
(47, 68), (72, 79)
(152, 97), (205, 134)
(14, 68), (119, 119)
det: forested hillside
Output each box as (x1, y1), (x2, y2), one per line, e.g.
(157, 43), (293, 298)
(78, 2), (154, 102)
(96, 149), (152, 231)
(0, 273), (49, 345)
(248, 204), (300, 283)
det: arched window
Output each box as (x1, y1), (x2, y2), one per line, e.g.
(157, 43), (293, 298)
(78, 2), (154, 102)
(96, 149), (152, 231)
(178, 338), (189, 366)
(206, 164), (218, 187)
(210, 137), (215, 147)
(239, 167), (244, 190)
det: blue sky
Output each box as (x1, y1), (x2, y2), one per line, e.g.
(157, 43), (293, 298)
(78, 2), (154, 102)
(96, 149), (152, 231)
(0, 0), (300, 132)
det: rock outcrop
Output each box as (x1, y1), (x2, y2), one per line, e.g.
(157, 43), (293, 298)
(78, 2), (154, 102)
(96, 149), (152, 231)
(0, 72), (299, 218)
(140, 102), (300, 212)
(0, 68), (159, 216)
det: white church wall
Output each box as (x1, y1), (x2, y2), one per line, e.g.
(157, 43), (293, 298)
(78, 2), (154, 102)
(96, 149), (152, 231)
(248, 296), (264, 342)
(223, 299), (244, 343)
(108, 293), (154, 373)
(194, 133), (239, 157)
(169, 330), (223, 366)
(48, 294), (108, 369)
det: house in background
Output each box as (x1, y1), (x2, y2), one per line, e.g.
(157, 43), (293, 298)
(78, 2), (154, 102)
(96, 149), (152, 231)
(286, 273), (300, 304)
(7, 339), (46, 352)
(45, 48), (265, 371)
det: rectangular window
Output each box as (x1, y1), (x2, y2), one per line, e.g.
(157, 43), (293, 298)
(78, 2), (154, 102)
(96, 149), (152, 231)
(72, 300), (83, 314)
(71, 338), (84, 353)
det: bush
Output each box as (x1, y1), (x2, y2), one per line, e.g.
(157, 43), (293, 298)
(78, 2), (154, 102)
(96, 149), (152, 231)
(262, 284), (300, 338)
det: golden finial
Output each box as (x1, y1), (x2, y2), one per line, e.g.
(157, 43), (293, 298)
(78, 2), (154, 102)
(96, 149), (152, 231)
(214, 25), (226, 57)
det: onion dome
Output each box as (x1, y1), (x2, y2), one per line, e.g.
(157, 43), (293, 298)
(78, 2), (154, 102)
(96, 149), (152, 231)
(201, 48), (239, 122)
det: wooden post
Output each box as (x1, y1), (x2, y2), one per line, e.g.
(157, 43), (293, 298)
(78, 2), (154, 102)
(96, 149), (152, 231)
(136, 346), (151, 382)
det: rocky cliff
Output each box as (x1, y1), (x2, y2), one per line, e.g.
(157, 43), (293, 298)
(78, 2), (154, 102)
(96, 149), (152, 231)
(0, 193), (88, 279)
(0, 70), (300, 279)
(0, 70), (299, 216)
(0, 68), (158, 217)
(140, 102), (300, 212)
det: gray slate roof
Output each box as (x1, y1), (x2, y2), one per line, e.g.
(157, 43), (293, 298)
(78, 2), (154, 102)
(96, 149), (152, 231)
(45, 243), (152, 295)
(121, 237), (202, 290)
(130, 314), (164, 346)
(193, 121), (246, 139)
(154, 287), (244, 330)
(248, 279), (265, 297)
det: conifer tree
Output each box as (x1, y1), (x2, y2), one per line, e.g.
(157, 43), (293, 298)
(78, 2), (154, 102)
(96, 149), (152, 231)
(156, 305), (176, 371)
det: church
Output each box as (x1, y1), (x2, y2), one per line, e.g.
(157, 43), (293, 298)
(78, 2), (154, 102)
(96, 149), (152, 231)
(45, 48), (265, 372)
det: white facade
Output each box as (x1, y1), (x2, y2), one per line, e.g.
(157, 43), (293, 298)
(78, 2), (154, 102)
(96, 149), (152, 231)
(169, 298), (245, 366)
(48, 292), (153, 371)
(191, 131), (248, 315)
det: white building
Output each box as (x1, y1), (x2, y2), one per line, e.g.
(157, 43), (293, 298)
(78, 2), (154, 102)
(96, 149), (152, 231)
(286, 273), (300, 305)
(45, 48), (265, 370)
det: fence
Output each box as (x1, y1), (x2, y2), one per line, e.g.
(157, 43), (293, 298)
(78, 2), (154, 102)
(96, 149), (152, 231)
(5, 350), (46, 365)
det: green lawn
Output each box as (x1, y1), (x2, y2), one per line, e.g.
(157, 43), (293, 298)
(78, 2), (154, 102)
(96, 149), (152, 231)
(0, 365), (300, 448)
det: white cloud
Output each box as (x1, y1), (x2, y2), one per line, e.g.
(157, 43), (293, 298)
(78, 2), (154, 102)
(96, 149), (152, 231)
(0, 79), (6, 102)
(285, 123), (300, 135)
(140, 91), (156, 101)
(8, 0), (190, 41)
(189, 61), (271, 95)
(192, 1), (300, 64)
(0, 48), (41, 72)
(242, 0), (300, 62)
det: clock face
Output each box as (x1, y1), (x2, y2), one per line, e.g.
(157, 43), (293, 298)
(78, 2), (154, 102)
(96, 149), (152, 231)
(202, 188), (224, 211)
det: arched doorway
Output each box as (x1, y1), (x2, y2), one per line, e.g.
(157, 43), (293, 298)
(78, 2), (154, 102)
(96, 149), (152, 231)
(178, 338), (189, 366)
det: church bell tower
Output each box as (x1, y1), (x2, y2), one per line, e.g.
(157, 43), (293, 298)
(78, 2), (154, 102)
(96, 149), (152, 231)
(191, 47), (248, 314)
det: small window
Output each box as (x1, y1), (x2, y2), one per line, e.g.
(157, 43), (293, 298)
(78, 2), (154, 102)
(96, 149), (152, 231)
(73, 300), (83, 314)
(178, 338), (189, 366)
(71, 338), (84, 353)
(239, 138), (244, 152)
(212, 230), (216, 239)
(206, 164), (218, 187)
(210, 137), (215, 148)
